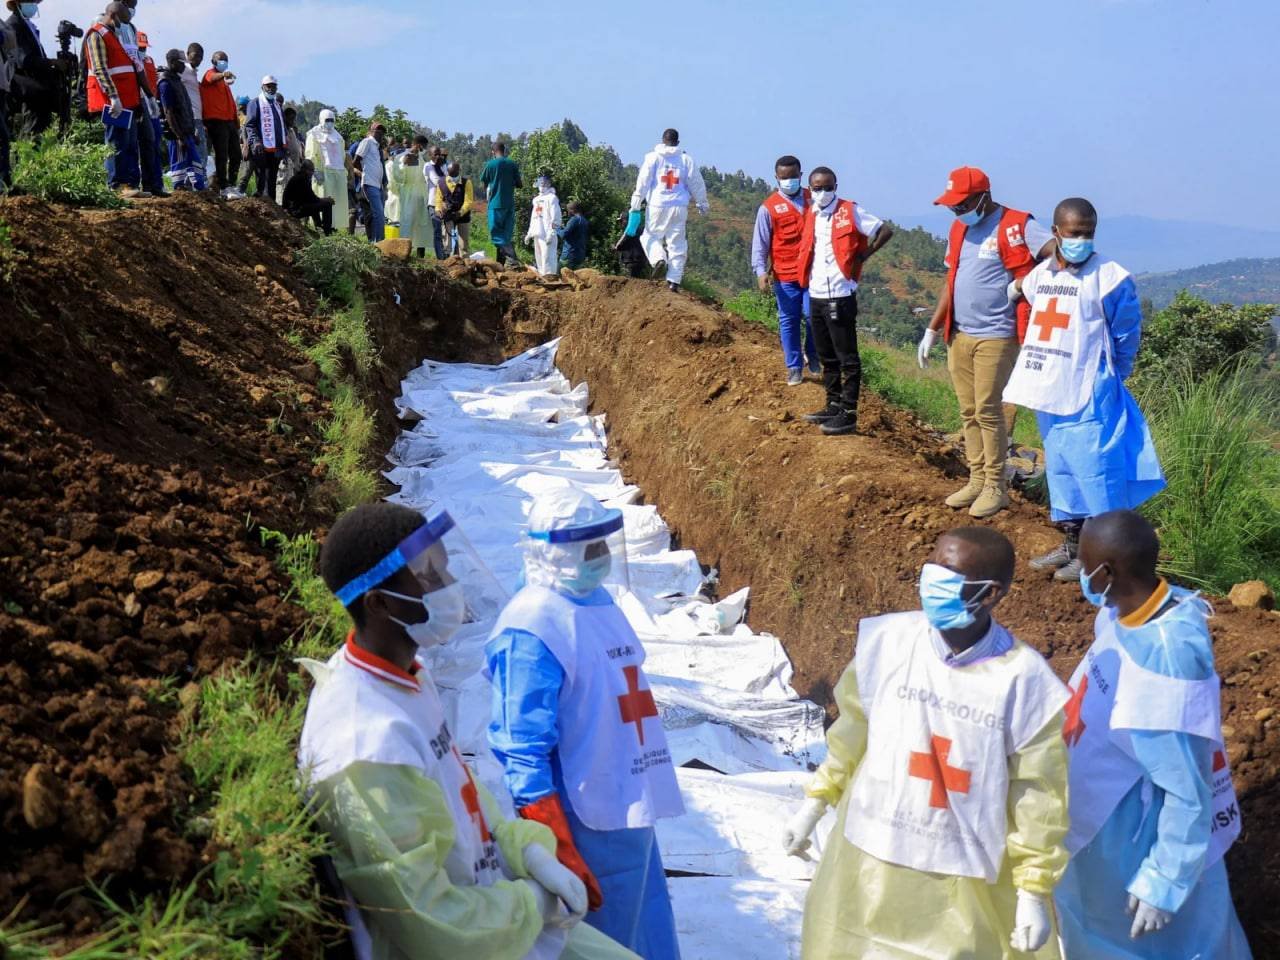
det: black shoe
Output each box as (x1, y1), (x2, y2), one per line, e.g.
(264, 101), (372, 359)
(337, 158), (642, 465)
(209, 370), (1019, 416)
(804, 403), (842, 424)
(651, 260), (668, 281)
(820, 410), (858, 435)
(667, 281), (680, 293)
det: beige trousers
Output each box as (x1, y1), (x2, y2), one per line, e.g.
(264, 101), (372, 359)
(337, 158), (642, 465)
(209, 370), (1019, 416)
(947, 331), (1021, 486)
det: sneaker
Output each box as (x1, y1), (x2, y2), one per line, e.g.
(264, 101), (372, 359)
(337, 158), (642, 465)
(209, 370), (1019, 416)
(968, 485), (1009, 519)
(1054, 558), (1083, 582)
(820, 410), (858, 436)
(944, 478), (985, 509)
(1030, 542), (1073, 571)
(667, 281), (681, 293)
(786, 368), (803, 387)
(804, 403), (842, 424)
(116, 186), (146, 199)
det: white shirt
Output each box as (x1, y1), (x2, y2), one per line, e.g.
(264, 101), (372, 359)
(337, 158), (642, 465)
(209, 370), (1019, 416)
(356, 137), (384, 189)
(181, 62), (202, 120)
(424, 162), (447, 208)
(809, 197), (884, 300)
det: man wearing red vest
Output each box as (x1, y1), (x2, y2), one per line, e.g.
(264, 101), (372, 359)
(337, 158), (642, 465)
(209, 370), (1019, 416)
(798, 166), (893, 437)
(84, 2), (146, 198)
(751, 155), (820, 386)
(918, 167), (1055, 519)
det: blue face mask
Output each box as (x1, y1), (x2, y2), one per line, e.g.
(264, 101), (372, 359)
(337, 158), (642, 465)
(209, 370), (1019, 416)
(561, 554), (611, 596)
(19, 2), (38, 16)
(214, 59), (229, 71)
(1079, 562), (1113, 607)
(955, 193), (988, 226)
(778, 178), (801, 196)
(1059, 236), (1095, 264)
(919, 562), (997, 631)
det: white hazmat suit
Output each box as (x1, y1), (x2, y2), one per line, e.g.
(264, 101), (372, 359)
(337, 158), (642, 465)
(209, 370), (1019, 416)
(304, 109), (349, 231)
(630, 143), (708, 285)
(526, 185), (563, 276)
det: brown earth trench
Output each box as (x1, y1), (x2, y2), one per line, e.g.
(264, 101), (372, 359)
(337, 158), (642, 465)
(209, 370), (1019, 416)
(0, 196), (1276, 952)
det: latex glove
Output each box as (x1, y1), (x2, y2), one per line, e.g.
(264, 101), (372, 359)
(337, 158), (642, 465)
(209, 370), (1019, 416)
(1009, 891), (1051, 953)
(1127, 894), (1173, 939)
(109, 96), (123, 118)
(517, 795), (604, 910)
(782, 796), (826, 860)
(698, 204), (710, 216)
(521, 878), (574, 929)
(524, 843), (587, 926)
(917, 327), (939, 369)
(756, 273), (771, 294)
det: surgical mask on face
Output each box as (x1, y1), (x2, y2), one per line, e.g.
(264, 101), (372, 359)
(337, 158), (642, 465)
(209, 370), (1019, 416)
(1079, 562), (1112, 608)
(918, 562), (996, 631)
(560, 554), (611, 596)
(214, 59), (228, 71)
(324, 119), (335, 129)
(1058, 236), (1094, 264)
(955, 193), (987, 226)
(377, 583), (467, 650)
(811, 189), (835, 209)
(19, 3), (38, 17)
(778, 177), (801, 196)
(537, 179), (551, 192)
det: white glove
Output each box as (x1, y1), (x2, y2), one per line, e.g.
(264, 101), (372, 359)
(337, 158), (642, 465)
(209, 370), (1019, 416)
(144, 96), (159, 120)
(109, 96), (123, 118)
(699, 204), (710, 216)
(781, 796), (827, 860)
(917, 328), (939, 369)
(1127, 894), (1172, 939)
(1009, 890), (1051, 953)
(524, 844), (587, 927)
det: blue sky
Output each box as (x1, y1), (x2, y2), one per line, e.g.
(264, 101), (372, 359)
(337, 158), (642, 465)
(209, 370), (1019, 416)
(53, 0), (1279, 230)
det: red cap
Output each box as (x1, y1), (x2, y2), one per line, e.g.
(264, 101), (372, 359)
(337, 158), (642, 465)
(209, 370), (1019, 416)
(934, 166), (991, 207)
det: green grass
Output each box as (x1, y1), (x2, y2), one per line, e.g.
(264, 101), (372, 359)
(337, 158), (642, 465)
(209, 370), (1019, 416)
(257, 528), (350, 660)
(1139, 364), (1280, 592)
(679, 272), (721, 301)
(294, 233), (381, 305)
(317, 383), (378, 511)
(12, 129), (125, 209)
(306, 298), (377, 383)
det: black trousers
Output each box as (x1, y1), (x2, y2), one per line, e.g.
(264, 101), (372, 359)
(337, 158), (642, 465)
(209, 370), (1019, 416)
(204, 119), (237, 189)
(252, 152), (282, 201)
(291, 199), (334, 234)
(810, 295), (862, 412)
(0, 107), (10, 189)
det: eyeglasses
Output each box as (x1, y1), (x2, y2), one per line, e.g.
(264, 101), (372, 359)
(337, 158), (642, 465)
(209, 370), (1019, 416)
(949, 192), (986, 215)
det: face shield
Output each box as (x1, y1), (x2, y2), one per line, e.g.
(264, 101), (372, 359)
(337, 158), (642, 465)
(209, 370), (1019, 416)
(334, 510), (508, 643)
(523, 488), (630, 599)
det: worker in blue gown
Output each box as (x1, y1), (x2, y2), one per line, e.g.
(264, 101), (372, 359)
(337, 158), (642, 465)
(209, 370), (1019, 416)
(1002, 197), (1165, 582)
(485, 487), (685, 959)
(1055, 510), (1253, 958)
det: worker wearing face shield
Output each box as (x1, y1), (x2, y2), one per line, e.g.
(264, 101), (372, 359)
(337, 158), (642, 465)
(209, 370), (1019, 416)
(298, 501), (640, 960)
(486, 487), (685, 960)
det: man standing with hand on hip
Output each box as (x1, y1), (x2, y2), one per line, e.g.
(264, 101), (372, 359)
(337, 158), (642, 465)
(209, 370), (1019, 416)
(919, 167), (1055, 520)
(631, 128), (708, 293)
(751, 154), (820, 386)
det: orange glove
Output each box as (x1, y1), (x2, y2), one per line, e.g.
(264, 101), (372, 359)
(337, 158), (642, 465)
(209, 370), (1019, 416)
(518, 794), (604, 911)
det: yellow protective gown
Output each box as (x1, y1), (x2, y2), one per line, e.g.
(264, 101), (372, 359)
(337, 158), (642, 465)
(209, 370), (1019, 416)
(313, 760), (641, 960)
(801, 661), (1070, 960)
(393, 155), (433, 253)
(304, 127), (350, 231)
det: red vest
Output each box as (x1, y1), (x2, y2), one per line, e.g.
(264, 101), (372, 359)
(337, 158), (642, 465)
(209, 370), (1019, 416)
(763, 188), (810, 283)
(942, 207), (1037, 343)
(799, 199), (869, 291)
(85, 23), (141, 111)
(142, 56), (158, 97)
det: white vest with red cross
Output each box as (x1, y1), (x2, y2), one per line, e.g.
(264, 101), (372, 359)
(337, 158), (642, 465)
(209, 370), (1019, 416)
(843, 612), (1068, 882)
(1002, 256), (1131, 417)
(491, 585), (685, 831)
(1062, 598), (1242, 865)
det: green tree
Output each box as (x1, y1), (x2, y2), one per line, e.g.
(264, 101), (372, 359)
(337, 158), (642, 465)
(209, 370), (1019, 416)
(1135, 292), (1277, 387)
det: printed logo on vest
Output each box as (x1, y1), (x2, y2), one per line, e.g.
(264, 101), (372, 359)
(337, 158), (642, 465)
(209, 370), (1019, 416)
(660, 168), (680, 190)
(1006, 223), (1025, 247)
(1063, 676), (1088, 747)
(908, 734), (972, 809)
(617, 665), (658, 745)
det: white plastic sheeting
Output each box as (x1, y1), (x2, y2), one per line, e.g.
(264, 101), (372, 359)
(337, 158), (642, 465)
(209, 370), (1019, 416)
(386, 340), (833, 958)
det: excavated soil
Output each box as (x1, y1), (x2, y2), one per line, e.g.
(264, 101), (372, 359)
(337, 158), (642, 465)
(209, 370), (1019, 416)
(1, 198), (1276, 952)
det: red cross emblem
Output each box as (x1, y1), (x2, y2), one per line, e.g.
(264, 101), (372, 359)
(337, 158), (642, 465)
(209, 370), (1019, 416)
(617, 665), (658, 746)
(1031, 296), (1072, 342)
(1063, 675), (1088, 747)
(908, 735), (972, 809)
(1213, 750), (1227, 772)
(456, 753), (492, 842)
(660, 168), (680, 190)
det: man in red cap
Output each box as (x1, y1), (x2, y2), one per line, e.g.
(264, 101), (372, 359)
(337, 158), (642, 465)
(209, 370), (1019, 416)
(918, 167), (1054, 519)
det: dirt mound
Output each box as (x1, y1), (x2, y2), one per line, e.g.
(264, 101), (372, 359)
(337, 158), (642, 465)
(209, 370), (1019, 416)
(514, 275), (1280, 952)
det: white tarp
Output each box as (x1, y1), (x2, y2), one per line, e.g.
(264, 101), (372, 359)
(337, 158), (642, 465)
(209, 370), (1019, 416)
(387, 339), (833, 956)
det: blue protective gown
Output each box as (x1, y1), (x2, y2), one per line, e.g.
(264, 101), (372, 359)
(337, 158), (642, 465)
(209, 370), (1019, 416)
(1034, 274), (1165, 521)
(1055, 586), (1254, 958)
(486, 588), (682, 960)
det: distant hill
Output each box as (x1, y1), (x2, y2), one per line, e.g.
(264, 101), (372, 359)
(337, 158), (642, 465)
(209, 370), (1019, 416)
(1136, 258), (1280, 309)
(895, 212), (1280, 275)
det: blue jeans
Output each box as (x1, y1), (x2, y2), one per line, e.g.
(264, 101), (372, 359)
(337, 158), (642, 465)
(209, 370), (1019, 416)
(138, 112), (166, 192)
(430, 213), (447, 259)
(775, 280), (819, 370)
(362, 184), (385, 242)
(103, 112), (141, 189)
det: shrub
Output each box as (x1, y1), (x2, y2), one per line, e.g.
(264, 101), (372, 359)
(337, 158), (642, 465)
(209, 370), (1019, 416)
(724, 289), (778, 331)
(294, 233), (380, 304)
(1134, 292), (1276, 390)
(1139, 364), (1280, 592)
(12, 131), (124, 209)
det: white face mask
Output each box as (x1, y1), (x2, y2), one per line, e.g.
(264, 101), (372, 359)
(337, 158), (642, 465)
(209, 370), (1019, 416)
(811, 188), (836, 209)
(377, 583), (467, 650)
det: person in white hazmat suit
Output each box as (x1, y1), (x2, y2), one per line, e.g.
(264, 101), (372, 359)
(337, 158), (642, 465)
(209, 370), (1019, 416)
(630, 128), (708, 291)
(783, 526), (1072, 959)
(526, 173), (563, 276)
(298, 501), (640, 960)
(304, 109), (349, 233)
